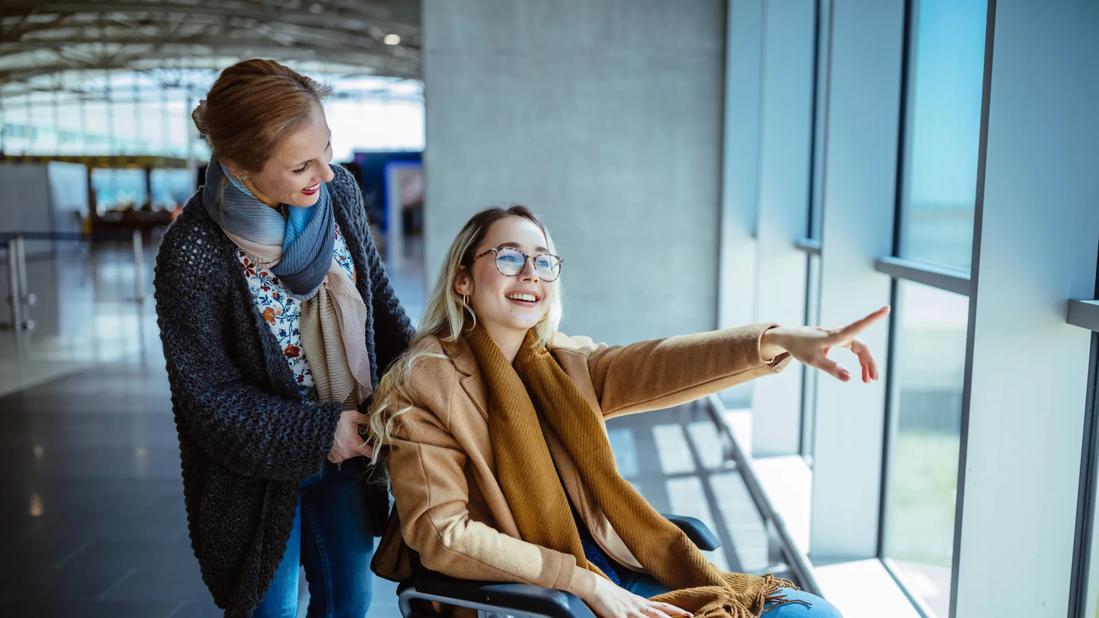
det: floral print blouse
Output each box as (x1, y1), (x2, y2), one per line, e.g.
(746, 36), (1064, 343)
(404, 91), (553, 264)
(238, 223), (357, 399)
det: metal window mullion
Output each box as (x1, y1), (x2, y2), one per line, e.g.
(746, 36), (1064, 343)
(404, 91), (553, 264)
(1068, 300), (1099, 333)
(794, 237), (822, 255)
(1069, 332), (1099, 618)
(873, 256), (971, 297)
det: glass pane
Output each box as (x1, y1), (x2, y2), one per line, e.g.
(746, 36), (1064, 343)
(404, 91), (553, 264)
(884, 281), (969, 617)
(808, 0), (830, 241)
(92, 168), (148, 213)
(897, 0), (987, 271)
(150, 169), (196, 209)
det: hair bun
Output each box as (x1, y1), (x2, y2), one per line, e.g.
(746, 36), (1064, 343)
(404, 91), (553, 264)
(191, 100), (208, 134)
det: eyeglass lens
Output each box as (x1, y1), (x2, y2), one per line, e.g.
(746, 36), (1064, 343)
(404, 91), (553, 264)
(495, 248), (560, 281)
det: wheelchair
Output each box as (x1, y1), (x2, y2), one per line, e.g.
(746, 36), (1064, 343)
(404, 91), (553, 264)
(396, 514), (721, 618)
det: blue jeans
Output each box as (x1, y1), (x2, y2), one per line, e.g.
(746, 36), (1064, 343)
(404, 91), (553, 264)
(253, 461), (376, 618)
(619, 572), (841, 617)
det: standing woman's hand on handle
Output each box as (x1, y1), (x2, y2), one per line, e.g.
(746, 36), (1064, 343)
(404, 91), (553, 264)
(329, 409), (374, 464)
(760, 306), (891, 383)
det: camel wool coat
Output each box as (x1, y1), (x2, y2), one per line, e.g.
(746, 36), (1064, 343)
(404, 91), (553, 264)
(373, 323), (792, 600)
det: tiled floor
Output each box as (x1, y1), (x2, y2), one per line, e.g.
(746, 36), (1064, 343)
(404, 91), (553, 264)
(0, 240), (789, 617)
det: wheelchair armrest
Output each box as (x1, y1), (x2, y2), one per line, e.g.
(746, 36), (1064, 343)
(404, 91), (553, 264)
(662, 513), (722, 551)
(399, 515), (718, 617)
(406, 570), (596, 618)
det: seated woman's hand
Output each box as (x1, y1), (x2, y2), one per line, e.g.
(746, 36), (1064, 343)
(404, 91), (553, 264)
(328, 409), (374, 464)
(584, 576), (692, 618)
(761, 305), (890, 383)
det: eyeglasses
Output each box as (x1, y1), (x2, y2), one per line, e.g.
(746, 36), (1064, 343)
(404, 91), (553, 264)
(470, 246), (563, 282)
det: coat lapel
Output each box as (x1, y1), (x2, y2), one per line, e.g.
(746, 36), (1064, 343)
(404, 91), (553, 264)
(460, 374), (489, 422)
(441, 337), (490, 422)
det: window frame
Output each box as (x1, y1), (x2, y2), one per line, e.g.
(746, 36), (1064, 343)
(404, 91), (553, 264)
(1068, 247), (1099, 618)
(871, 0), (996, 614)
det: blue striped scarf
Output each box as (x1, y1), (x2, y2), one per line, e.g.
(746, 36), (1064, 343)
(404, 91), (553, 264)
(203, 158), (334, 298)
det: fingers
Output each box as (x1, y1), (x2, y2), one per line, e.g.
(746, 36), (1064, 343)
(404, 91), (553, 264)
(834, 305), (891, 342)
(330, 436), (352, 463)
(814, 355), (850, 382)
(332, 439), (373, 462)
(848, 338), (880, 383)
(648, 601), (691, 617)
(634, 603), (674, 618)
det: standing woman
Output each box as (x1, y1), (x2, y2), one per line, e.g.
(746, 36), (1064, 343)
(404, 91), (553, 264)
(154, 59), (413, 617)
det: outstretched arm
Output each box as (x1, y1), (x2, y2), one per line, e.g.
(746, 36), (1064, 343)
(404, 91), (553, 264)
(568, 305), (890, 419)
(569, 323), (792, 418)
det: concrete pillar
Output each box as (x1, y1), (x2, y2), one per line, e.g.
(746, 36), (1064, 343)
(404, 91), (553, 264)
(422, 0), (727, 343)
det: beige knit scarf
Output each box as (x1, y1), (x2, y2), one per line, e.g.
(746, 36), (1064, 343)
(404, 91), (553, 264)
(228, 226), (368, 410)
(466, 325), (798, 617)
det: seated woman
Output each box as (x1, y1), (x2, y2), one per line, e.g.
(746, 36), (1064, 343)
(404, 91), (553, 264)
(368, 206), (887, 617)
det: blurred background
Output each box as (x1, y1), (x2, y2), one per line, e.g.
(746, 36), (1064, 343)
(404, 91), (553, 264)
(0, 1), (1096, 617)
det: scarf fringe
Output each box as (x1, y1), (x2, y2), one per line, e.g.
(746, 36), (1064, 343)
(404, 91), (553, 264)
(653, 574), (802, 618)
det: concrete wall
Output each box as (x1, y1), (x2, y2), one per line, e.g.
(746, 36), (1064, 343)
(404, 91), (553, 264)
(421, 0), (727, 343)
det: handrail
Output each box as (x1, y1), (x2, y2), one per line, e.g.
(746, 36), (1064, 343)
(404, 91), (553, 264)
(705, 393), (823, 596)
(2, 229), (147, 332)
(0, 230), (138, 243)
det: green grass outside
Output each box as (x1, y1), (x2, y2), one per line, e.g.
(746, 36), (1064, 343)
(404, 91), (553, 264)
(886, 430), (960, 567)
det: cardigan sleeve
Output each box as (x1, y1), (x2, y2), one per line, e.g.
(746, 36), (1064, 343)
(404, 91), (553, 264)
(571, 324), (793, 419)
(154, 219), (342, 481)
(387, 390), (599, 600)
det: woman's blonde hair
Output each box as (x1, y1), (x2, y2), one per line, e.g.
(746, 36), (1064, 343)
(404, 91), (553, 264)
(367, 205), (563, 457)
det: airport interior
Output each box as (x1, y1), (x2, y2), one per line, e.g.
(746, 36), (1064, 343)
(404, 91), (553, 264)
(0, 1), (1096, 617)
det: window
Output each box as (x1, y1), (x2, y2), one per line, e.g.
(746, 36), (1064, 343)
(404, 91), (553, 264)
(896, 0), (987, 272)
(150, 170), (196, 209)
(882, 281), (969, 617)
(91, 168), (148, 213)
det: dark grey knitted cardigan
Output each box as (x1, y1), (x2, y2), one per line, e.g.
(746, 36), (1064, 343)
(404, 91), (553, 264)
(153, 164), (413, 616)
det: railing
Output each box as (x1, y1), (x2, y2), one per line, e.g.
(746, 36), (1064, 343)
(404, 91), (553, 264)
(705, 393), (823, 596)
(1, 230), (147, 331)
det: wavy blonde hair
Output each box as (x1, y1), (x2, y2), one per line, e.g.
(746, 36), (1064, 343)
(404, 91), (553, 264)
(366, 205), (564, 458)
